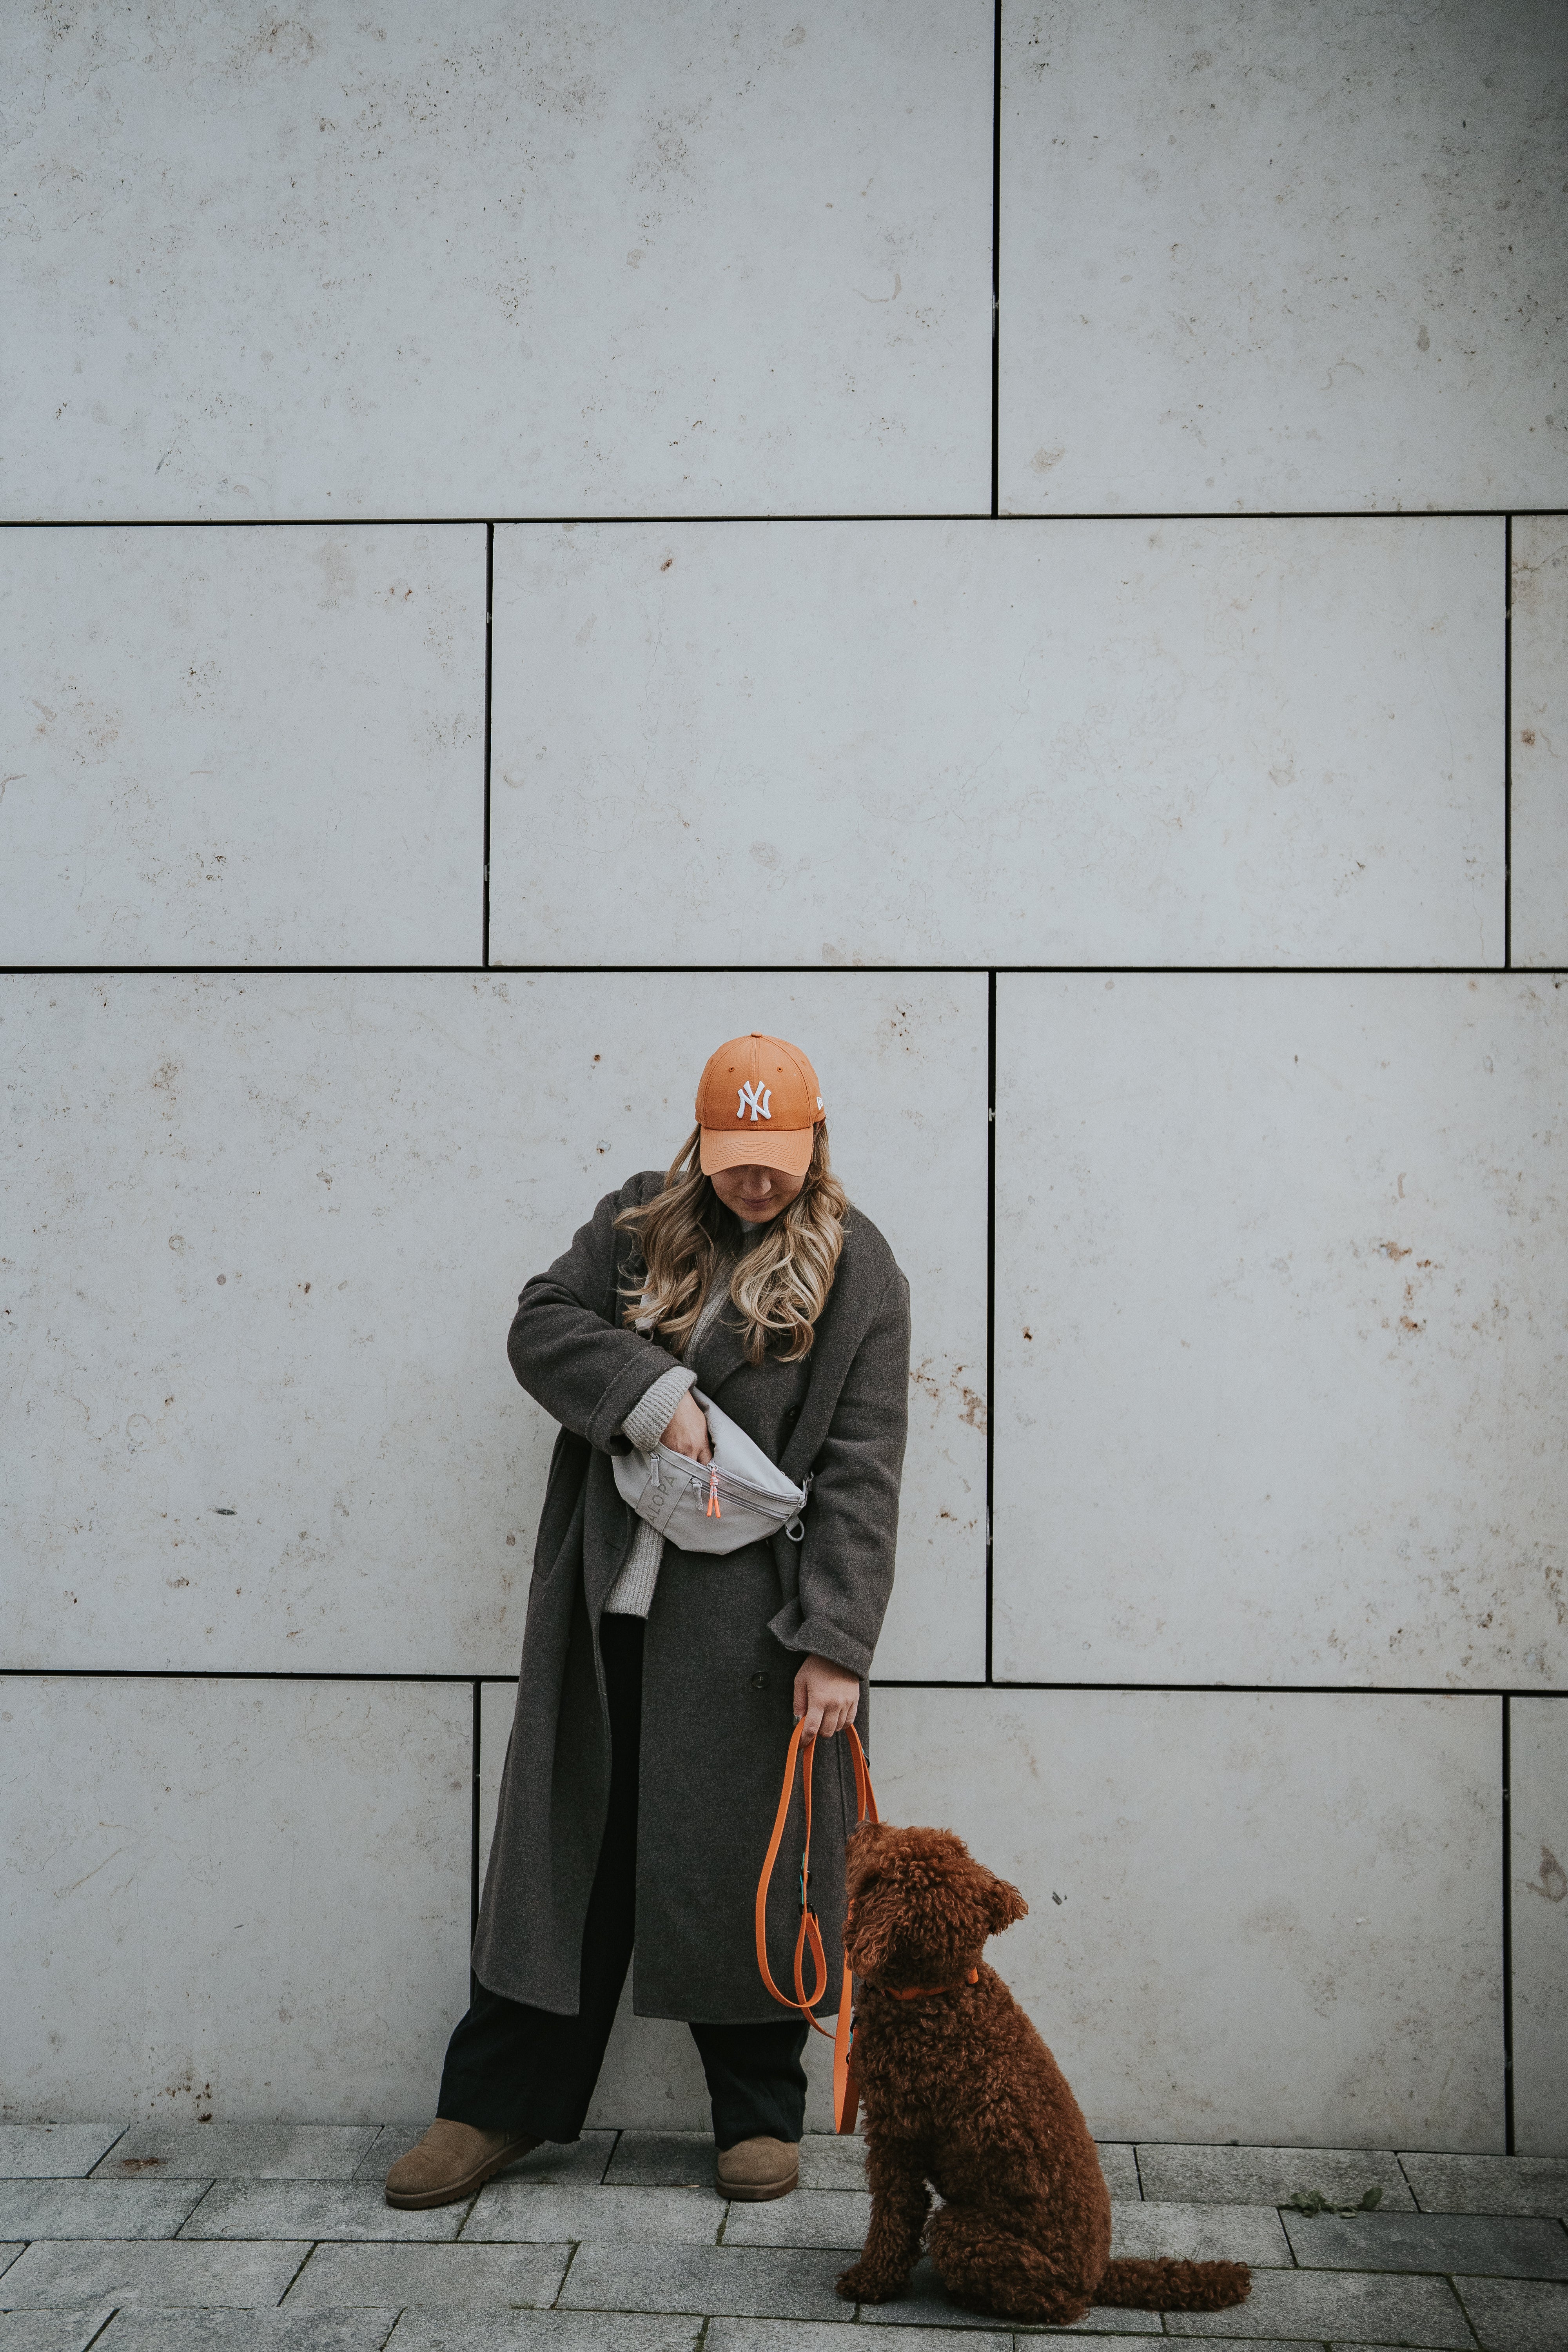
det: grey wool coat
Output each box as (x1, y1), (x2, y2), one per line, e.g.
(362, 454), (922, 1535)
(472, 1170), (911, 2022)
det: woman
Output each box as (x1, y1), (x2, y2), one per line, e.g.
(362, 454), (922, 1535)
(387, 1031), (910, 2209)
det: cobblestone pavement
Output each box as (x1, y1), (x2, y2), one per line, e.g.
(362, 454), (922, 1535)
(0, 2127), (1563, 2350)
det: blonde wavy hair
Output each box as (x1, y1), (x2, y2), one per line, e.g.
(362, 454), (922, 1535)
(616, 1123), (849, 1366)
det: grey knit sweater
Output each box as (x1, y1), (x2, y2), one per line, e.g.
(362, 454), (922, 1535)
(604, 1223), (761, 1617)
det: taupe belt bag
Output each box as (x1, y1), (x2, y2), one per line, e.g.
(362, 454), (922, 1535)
(612, 1387), (811, 1556)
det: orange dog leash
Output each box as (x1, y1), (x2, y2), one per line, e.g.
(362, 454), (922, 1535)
(755, 1718), (877, 2134)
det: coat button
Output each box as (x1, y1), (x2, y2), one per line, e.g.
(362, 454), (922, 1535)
(750, 1673), (771, 1692)
(784, 1406), (799, 1423)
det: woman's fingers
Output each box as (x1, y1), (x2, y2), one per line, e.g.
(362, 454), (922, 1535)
(659, 1390), (712, 1462)
(793, 1654), (861, 1742)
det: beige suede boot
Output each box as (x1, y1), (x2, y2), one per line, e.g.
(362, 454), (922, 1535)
(715, 2134), (799, 2201)
(384, 2118), (539, 2209)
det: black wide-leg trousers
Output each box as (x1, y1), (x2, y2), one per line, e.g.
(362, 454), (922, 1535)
(438, 1612), (809, 2150)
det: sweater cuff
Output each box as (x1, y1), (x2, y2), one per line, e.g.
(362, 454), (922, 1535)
(767, 1598), (873, 1682)
(622, 1365), (697, 1453)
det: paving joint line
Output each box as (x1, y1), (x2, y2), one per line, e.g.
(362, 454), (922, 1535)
(550, 2234), (584, 2307)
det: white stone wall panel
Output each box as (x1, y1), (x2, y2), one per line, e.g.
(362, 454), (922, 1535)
(0, 526), (484, 965)
(0, 1677), (470, 2123)
(875, 1687), (1504, 2151)
(0, 0), (1545, 2144)
(1511, 519), (1568, 969)
(2, 972), (984, 1679)
(490, 517), (1503, 968)
(1512, 1697), (1568, 2157)
(3, 2), (992, 521)
(999, 0), (1568, 514)
(994, 974), (1568, 1688)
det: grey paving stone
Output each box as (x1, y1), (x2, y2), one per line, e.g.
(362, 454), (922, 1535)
(706, 2323), (1011, 2352)
(558, 2242), (852, 2321)
(1163, 2266), (1474, 2343)
(600, 2134), (716, 2189)
(1285, 2205), (1568, 2278)
(463, 2184), (719, 2245)
(1111, 2201), (1291, 2267)
(0, 2181), (205, 2241)
(0, 2130), (127, 2182)
(353, 2128), (429, 2185)
(1402, 2150), (1568, 2217)
(93, 2124), (379, 2181)
(0, 2239), (309, 2308)
(384, 2315), (699, 2350)
(179, 2180), (466, 2241)
(784, 2148), (1138, 2219)
(1096, 2145), (1141, 2201)
(354, 2132), (617, 2190)
(489, 2138), (618, 2189)
(283, 2244), (570, 2310)
(0, 2311), (118, 2352)
(0, 2260), (22, 2286)
(851, 2258), (1156, 2331)
(1136, 2143), (1414, 2210)
(797, 2138), (868, 2194)
(97, 2313), (400, 2350)
(723, 2189), (870, 2249)
(96, 2314), (399, 2352)
(1454, 2275), (1568, 2351)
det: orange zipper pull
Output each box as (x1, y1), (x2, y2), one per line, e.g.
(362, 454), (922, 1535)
(706, 1465), (722, 1518)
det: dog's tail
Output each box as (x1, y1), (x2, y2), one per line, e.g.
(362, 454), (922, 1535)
(1095, 2257), (1251, 2313)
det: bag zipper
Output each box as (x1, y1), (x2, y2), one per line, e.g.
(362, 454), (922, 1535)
(655, 1448), (804, 1517)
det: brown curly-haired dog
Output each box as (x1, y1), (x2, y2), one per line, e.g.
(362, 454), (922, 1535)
(835, 1821), (1252, 2327)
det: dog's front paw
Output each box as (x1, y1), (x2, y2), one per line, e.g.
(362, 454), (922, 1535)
(837, 2259), (908, 2305)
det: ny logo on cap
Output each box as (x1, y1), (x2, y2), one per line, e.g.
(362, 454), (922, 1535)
(737, 1081), (772, 1123)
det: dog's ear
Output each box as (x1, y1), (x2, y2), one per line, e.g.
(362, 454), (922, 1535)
(985, 1876), (1028, 1935)
(845, 1819), (897, 1896)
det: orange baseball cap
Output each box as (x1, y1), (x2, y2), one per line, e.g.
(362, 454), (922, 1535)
(696, 1033), (826, 1178)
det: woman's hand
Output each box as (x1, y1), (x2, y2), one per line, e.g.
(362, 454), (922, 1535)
(659, 1390), (712, 1463)
(793, 1653), (860, 1742)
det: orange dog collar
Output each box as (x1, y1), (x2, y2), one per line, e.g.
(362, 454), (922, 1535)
(885, 1968), (980, 2000)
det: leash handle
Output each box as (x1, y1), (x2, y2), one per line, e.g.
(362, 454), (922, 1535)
(754, 1717), (878, 2132)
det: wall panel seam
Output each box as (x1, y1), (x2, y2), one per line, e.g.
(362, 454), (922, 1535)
(2, 510), (1564, 527)
(7, 965), (1560, 980)
(4, 1668), (1557, 1697)
(985, 969), (996, 1683)
(482, 522), (495, 969)
(989, 0), (1001, 520)
(1502, 1692), (1515, 2154)
(1504, 513), (1513, 972)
